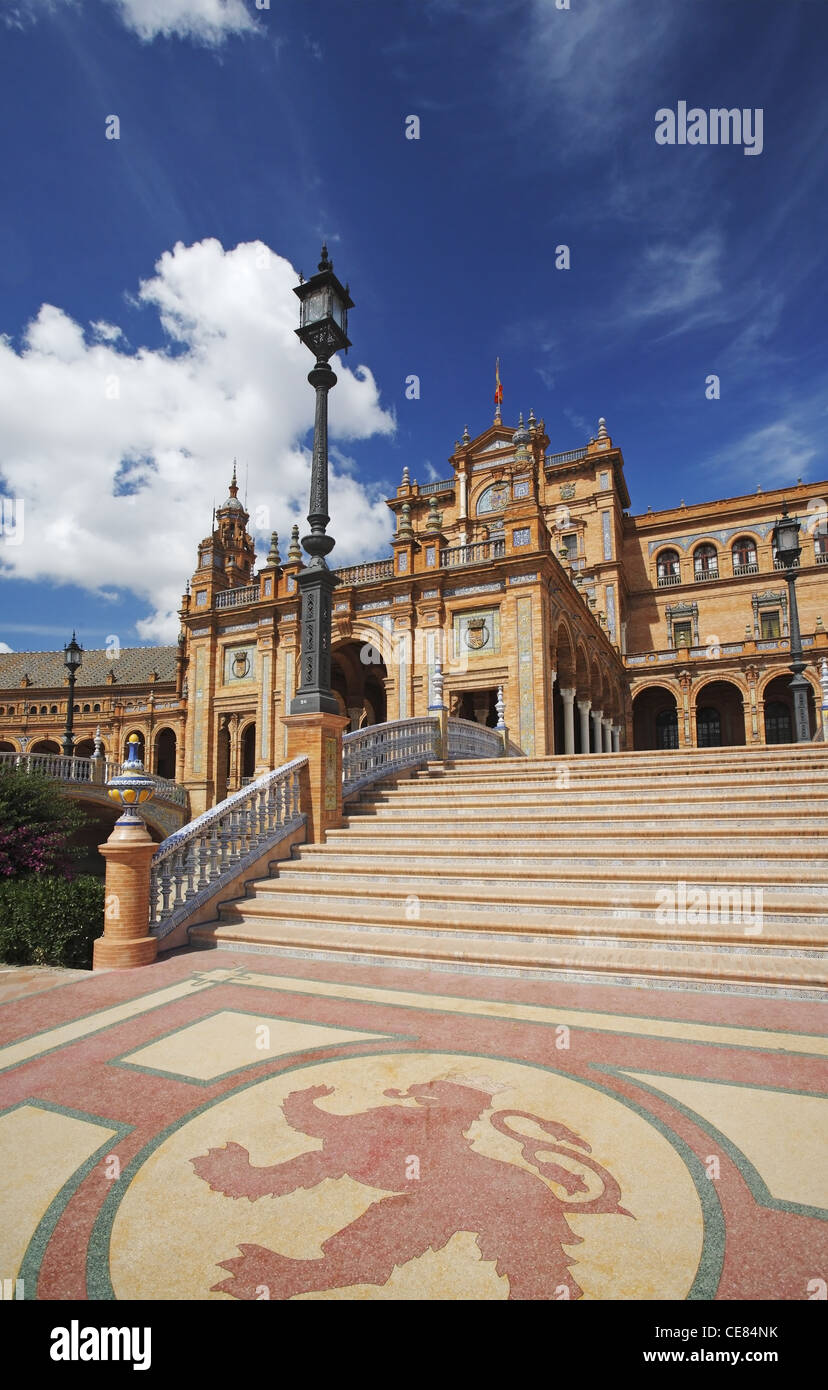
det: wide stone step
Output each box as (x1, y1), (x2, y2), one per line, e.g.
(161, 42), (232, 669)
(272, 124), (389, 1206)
(277, 857), (828, 892)
(245, 876), (825, 924)
(360, 782), (828, 806)
(233, 885), (823, 939)
(299, 835), (826, 861)
(331, 819), (828, 840)
(191, 916), (825, 990)
(346, 803), (828, 824)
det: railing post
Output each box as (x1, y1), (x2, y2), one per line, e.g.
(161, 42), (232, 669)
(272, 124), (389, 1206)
(281, 712), (349, 843)
(495, 684), (510, 756)
(93, 738), (158, 970)
(428, 659), (448, 763)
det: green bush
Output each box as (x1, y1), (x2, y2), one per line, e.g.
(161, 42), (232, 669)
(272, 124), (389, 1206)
(0, 766), (89, 879)
(0, 875), (104, 969)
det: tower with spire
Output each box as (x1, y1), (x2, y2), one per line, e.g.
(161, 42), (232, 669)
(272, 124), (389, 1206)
(193, 463), (256, 592)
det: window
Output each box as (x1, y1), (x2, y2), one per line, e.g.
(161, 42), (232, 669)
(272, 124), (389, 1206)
(696, 706), (721, 747)
(760, 611), (781, 639)
(732, 537), (758, 573)
(657, 549), (680, 586)
(765, 701), (792, 744)
(561, 533), (578, 560)
(815, 532), (828, 563)
(693, 543), (718, 579)
(656, 709), (679, 749)
(673, 621), (692, 648)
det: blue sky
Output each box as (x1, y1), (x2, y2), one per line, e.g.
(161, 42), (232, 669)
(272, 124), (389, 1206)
(0, 0), (826, 653)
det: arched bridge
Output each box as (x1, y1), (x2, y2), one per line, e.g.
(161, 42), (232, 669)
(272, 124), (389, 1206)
(0, 750), (189, 838)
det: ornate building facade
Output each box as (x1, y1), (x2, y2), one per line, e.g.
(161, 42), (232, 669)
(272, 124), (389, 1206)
(2, 415), (826, 816)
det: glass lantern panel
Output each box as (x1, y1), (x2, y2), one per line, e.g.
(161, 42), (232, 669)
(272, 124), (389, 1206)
(303, 290), (329, 325)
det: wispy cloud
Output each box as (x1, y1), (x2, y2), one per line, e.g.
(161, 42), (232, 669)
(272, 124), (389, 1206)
(6, 0), (261, 44)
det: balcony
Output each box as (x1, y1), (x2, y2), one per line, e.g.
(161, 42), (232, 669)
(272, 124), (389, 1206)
(440, 539), (506, 568)
(693, 568), (719, 583)
(732, 562), (759, 576)
(336, 560), (395, 586)
(657, 573), (681, 587)
(418, 479), (454, 496)
(773, 557), (800, 571)
(215, 583), (258, 609)
(816, 551), (828, 565)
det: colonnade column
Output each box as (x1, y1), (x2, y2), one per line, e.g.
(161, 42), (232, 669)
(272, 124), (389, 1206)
(560, 687), (576, 755)
(576, 698), (591, 755)
(611, 724), (620, 752)
(590, 708), (603, 753)
(602, 717), (613, 752)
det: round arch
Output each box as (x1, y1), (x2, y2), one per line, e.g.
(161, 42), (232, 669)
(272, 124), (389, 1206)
(693, 679), (746, 747)
(29, 739), (61, 754)
(632, 684), (680, 751)
(154, 726), (177, 780)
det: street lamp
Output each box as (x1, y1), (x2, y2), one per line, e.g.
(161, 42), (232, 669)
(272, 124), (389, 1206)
(772, 502), (811, 742)
(62, 632), (83, 757)
(290, 245), (354, 716)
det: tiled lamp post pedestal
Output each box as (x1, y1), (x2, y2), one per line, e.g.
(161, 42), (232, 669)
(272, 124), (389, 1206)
(282, 712), (350, 844)
(94, 823), (158, 969)
(93, 734), (158, 970)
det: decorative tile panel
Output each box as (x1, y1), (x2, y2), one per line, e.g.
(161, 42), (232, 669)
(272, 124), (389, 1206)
(516, 595), (535, 757)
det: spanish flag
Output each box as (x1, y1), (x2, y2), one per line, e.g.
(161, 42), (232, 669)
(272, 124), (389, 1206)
(494, 357), (503, 406)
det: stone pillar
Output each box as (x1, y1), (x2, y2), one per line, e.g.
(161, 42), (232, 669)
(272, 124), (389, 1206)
(561, 687), (576, 755)
(93, 822), (158, 969)
(611, 724), (621, 752)
(347, 704), (363, 733)
(821, 657), (828, 740)
(602, 717), (613, 752)
(281, 711), (350, 844)
(577, 698), (591, 755)
(590, 708), (603, 754)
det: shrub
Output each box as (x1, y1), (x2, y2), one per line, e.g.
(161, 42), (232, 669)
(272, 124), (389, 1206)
(0, 766), (89, 878)
(0, 875), (104, 969)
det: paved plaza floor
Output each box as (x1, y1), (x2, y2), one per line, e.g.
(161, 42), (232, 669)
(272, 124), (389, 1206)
(0, 952), (825, 1301)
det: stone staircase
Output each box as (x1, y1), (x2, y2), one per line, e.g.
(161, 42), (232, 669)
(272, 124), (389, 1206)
(189, 746), (828, 994)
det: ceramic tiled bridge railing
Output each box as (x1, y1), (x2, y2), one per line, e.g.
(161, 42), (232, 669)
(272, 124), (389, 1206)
(0, 749), (189, 808)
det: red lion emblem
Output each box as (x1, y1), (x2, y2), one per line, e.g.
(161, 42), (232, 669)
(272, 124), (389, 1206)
(192, 1077), (633, 1300)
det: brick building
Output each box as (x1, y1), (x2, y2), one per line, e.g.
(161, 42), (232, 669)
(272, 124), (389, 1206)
(2, 414), (826, 815)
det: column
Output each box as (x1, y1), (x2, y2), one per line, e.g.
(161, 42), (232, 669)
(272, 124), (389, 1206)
(611, 724), (620, 752)
(602, 717), (613, 752)
(561, 687), (576, 755)
(590, 708), (603, 753)
(577, 698), (591, 754)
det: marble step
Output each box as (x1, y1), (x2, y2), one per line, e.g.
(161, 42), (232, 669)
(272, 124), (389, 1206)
(245, 875), (826, 924)
(346, 803), (828, 824)
(277, 856), (828, 891)
(191, 916), (825, 990)
(232, 885), (823, 939)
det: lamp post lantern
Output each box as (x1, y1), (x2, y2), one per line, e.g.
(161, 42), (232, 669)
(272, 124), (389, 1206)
(62, 632), (83, 757)
(290, 245), (354, 716)
(772, 502), (811, 742)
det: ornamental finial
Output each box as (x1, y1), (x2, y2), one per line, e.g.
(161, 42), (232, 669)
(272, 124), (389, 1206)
(319, 244), (332, 272)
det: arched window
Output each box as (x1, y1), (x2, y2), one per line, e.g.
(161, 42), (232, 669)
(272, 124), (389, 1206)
(655, 708), (679, 750)
(696, 706), (721, 746)
(764, 701), (792, 744)
(50, 705), (58, 714)
(693, 543), (719, 580)
(82, 703), (91, 713)
(40, 705), (48, 714)
(815, 531), (828, 563)
(93, 703), (101, 713)
(731, 536), (758, 573)
(656, 549), (680, 587)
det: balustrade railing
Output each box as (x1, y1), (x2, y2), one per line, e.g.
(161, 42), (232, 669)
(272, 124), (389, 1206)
(440, 539), (505, 568)
(446, 717), (505, 760)
(335, 560), (395, 586)
(342, 718), (439, 797)
(215, 582), (259, 609)
(0, 750), (188, 807)
(149, 757), (306, 935)
(418, 478), (454, 495)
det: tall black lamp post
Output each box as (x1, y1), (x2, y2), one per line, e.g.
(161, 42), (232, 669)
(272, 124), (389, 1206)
(772, 503), (811, 742)
(290, 245), (353, 716)
(62, 632), (83, 756)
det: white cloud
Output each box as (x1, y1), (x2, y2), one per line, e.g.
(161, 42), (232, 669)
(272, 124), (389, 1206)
(5, 0), (260, 44)
(110, 0), (257, 43)
(0, 643), (14, 653)
(0, 238), (396, 642)
(703, 420), (819, 491)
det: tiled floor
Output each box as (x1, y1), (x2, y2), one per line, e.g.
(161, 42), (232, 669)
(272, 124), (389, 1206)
(0, 952), (825, 1300)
